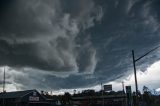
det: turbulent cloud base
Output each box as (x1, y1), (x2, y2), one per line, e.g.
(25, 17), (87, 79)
(0, 0), (160, 91)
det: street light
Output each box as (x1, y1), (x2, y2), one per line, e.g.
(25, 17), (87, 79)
(132, 46), (160, 96)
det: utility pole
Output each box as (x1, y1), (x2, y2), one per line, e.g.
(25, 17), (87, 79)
(2, 67), (5, 106)
(101, 83), (104, 106)
(3, 67), (5, 93)
(132, 46), (160, 105)
(122, 81), (125, 93)
(132, 50), (138, 96)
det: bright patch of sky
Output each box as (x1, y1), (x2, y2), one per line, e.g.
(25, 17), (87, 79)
(107, 60), (160, 92)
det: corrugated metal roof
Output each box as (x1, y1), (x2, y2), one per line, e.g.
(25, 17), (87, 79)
(0, 90), (36, 99)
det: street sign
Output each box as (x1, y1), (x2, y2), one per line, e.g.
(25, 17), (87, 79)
(126, 86), (132, 106)
(126, 86), (132, 93)
(104, 85), (112, 91)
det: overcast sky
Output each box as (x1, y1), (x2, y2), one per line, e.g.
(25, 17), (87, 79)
(0, 0), (160, 93)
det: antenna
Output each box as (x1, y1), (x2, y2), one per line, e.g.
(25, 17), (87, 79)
(3, 67), (5, 92)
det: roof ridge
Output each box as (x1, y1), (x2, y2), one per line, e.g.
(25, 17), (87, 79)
(0, 89), (38, 99)
(7, 89), (36, 93)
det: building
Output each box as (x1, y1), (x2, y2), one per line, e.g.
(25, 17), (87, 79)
(71, 94), (127, 106)
(0, 89), (51, 106)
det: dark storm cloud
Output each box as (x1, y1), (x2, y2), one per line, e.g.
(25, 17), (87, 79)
(0, 0), (101, 73)
(1, 0), (160, 90)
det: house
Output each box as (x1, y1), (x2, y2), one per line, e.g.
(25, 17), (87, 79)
(0, 89), (50, 106)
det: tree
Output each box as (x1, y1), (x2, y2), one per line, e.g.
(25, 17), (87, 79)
(142, 86), (152, 106)
(63, 92), (71, 105)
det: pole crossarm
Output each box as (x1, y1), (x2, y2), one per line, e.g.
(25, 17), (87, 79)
(135, 46), (160, 62)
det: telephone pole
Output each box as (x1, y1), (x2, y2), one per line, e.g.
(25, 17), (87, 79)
(132, 46), (160, 105)
(3, 67), (5, 93)
(122, 81), (125, 93)
(101, 83), (104, 106)
(132, 50), (138, 96)
(2, 67), (5, 106)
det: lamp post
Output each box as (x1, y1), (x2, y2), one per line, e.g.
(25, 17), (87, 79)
(132, 46), (160, 102)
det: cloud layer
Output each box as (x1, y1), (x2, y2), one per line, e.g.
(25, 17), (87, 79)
(0, 0), (160, 91)
(0, 0), (102, 73)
